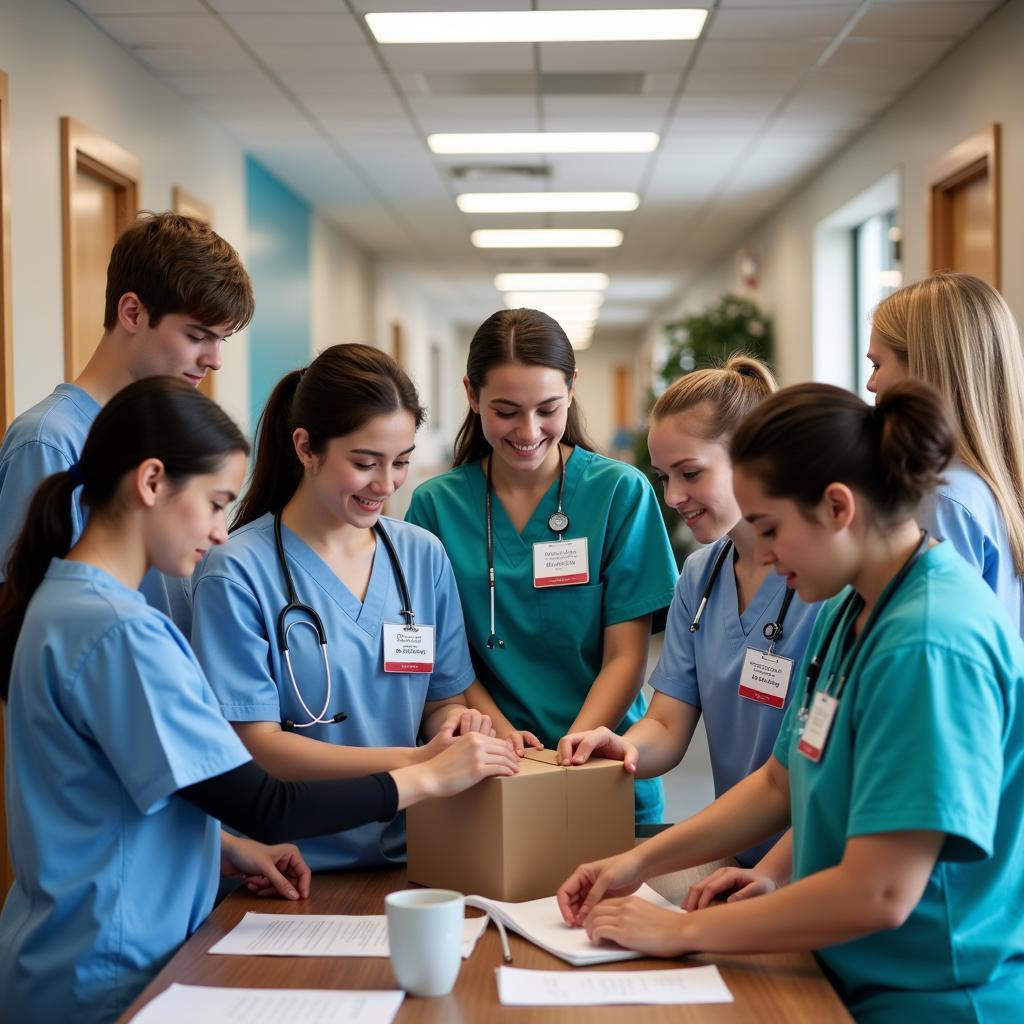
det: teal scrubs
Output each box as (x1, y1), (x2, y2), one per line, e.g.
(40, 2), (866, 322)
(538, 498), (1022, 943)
(0, 560), (251, 1024)
(407, 447), (678, 823)
(775, 542), (1024, 1022)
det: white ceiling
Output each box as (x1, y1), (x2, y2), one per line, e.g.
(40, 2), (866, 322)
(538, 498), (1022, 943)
(72, 0), (1005, 334)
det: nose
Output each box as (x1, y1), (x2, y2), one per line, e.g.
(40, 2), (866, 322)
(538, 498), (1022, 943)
(664, 477), (687, 512)
(210, 518), (229, 546)
(199, 339), (223, 372)
(753, 534), (776, 567)
(368, 466), (396, 497)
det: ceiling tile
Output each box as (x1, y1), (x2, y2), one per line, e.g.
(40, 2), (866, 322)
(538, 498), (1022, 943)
(539, 41), (697, 73)
(165, 73), (281, 99)
(209, 1), (347, 11)
(93, 13), (234, 47)
(248, 42), (382, 72)
(135, 46), (260, 75)
(378, 44), (534, 73)
(351, 0), (531, 9)
(695, 39), (828, 72)
(74, 0), (204, 12)
(684, 68), (804, 96)
(276, 70), (396, 98)
(826, 35), (957, 68)
(853, 2), (999, 36)
(305, 95), (407, 118)
(221, 13), (365, 45)
(708, 5), (860, 39)
(408, 95), (538, 119)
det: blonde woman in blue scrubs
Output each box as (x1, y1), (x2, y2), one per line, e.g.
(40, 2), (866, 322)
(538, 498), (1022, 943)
(406, 308), (678, 823)
(558, 380), (1024, 1023)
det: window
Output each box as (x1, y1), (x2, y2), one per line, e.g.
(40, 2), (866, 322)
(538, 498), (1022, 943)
(853, 210), (901, 400)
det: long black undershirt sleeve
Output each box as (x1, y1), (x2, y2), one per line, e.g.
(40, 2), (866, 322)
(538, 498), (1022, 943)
(179, 761), (400, 845)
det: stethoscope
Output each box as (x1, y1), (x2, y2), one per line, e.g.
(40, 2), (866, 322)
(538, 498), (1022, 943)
(484, 443), (570, 650)
(798, 529), (930, 723)
(689, 539), (796, 653)
(274, 512), (418, 730)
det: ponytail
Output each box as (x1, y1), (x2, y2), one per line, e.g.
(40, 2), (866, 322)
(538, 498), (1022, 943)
(0, 376), (249, 699)
(232, 344), (425, 530)
(730, 379), (954, 520)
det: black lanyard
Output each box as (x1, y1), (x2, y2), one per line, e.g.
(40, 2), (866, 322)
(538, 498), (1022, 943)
(689, 539), (795, 652)
(798, 529), (930, 719)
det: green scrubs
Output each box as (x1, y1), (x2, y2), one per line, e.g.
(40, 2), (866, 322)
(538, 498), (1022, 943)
(775, 542), (1024, 1023)
(407, 447), (677, 823)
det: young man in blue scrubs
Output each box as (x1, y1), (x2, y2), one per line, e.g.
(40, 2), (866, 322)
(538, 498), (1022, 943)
(0, 212), (253, 631)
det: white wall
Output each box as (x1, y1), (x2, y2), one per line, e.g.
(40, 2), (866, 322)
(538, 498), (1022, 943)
(650, 0), (1024, 389)
(574, 329), (646, 454)
(311, 216), (375, 356)
(0, 0), (250, 427)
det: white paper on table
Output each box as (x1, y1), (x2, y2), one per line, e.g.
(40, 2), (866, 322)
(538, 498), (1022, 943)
(496, 964), (734, 1006)
(465, 883), (682, 967)
(128, 983), (404, 1023)
(208, 913), (488, 960)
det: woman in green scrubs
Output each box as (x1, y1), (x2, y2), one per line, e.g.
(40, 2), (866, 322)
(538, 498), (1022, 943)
(406, 308), (677, 823)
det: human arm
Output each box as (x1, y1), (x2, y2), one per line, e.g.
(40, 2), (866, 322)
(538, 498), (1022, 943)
(420, 693), (495, 741)
(220, 833), (312, 900)
(584, 830), (943, 957)
(459, 679), (543, 756)
(684, 828), (793, 910)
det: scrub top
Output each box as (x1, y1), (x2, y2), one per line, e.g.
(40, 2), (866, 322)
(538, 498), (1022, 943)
(0, 559), (250, 1024)
(918, 460), (1024, 637)
(191, 512), (474, 870)
(648, 537), (820, 866)
(406, 447), (678, 824)
(0, 382), (193, 633)
(775, 542), (1024, 1023)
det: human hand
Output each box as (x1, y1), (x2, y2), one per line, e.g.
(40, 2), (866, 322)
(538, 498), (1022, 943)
(442, 704), (496, 738)
(220, 834), (310, 900)
(684, 866), (780, 911)
(556, 850), (645, 927)
(420, 732), (520, 799)
(501, 727), (544, 757)
(583, 896), (690, 958)
(555, 727), (638, 772)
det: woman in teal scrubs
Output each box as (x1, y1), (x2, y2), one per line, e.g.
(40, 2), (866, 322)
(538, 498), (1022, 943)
(406, 308), (678, 823)
(557, 379), (1024, 1022)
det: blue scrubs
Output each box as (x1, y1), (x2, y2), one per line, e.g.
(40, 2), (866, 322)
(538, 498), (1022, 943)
(918, 460), (1024, 636)
(0, 560), (250, 1024)
(406, 447), (678, 824)
(0, 383), (193, 633)
(649, 537), (820, 865)
(191, 512), (474, 870)
(775, 542), (1024, 1022)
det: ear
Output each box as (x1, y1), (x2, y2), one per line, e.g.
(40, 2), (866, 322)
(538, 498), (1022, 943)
(820, 482), (856, 533)
(117, 293), (146, 335)
(292, 427), (316, 471)
(133, 458), (166, 509)
(567, 367), (579, 405)
(462, 375), (480, 414)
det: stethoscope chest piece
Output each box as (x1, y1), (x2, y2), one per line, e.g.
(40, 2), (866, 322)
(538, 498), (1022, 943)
(547, 510), (570, 534)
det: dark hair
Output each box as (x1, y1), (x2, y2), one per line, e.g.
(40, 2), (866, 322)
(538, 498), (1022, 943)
(232, 343), (425, 529)
(0, 377), (250, 699)
(104, 211), (255, 333)
(452, 308), (595, 466)
(729, 379), (955, 520)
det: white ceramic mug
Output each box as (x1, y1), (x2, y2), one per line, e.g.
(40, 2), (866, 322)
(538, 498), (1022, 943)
(385, 888), (464, 997)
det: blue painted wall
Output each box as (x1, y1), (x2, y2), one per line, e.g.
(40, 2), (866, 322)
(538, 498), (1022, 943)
(245, 157), (312, 435)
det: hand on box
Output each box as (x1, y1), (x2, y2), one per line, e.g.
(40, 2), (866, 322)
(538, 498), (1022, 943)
(556, 850), (645, 927)
(583, 896), (689, 958)
(555, 727), (639, 773)
(442, 704), (497, 739)
(220, 833), (310, 901)
(501, 727), (544, 757)
(422, 732), (521, 797)
(684, 866), (780, 911)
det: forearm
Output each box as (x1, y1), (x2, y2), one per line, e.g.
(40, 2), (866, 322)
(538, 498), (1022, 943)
(240, 727), (417, 780)
(569, 655), (645, 735)
(420, 695), (467, 739)
(755, 828), (794, 885)
(462, 679), (517, 736)
(622, 713), (695, 779)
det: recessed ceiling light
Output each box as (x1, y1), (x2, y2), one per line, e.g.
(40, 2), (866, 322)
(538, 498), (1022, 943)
(366, 10), (707, 45)
(472, 229), (623, 248)
(457, 192), (639, 213)
(495, 273), (609, 291)
(429, 132), (658, 155)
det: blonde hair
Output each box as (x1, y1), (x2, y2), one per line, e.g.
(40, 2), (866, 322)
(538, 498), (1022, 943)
(872, 272), (1024, 574)
(651, 353), (777, 440)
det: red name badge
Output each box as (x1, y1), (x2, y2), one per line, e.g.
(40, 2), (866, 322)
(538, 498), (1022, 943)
(532, 537), (589, 589)
(797, 692), (839, 763)
(382, 624), (435, 674)
(738, 648), (793, 709)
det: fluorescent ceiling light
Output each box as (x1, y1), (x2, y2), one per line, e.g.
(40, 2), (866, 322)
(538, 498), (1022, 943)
(366, 10), (707, 45)
(472, 229), (623, 248)
(429, 132), (658, 155)
(504, 291), (605, 311)
(457, 192), (639, 213)
(495, 273), (609, 291)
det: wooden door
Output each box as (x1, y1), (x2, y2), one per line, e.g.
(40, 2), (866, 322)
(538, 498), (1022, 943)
(172, 187), (216, 398)
(61, 119), (141, 380)
(927, 124), (1000, 288)
(0, 67), (10, 901)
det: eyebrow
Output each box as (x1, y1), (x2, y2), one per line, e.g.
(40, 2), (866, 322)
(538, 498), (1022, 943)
(187, 324), (228, 340)
(214, 488), (237, 502)
(744, 513), (768, 524)
(490, 396), (563, 408)
(349, 446), (417, 457)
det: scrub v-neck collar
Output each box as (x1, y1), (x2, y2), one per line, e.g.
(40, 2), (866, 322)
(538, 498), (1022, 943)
(721, 549), (790, 644)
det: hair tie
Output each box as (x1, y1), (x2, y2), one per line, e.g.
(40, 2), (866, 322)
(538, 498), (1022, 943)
(68, 462), (83, 487)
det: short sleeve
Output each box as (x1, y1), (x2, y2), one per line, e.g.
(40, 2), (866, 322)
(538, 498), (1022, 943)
(926, 494), (990, 580)
(0, 441), (84, 568)
(66, 617), (250, 815)
(648, 573), (701, 709)
(191, 571), (283, 722)
(847, 643), (1003, 861)
(600, 471), (677, 625)
(425, 550), (475, 701)
(405, 486), (439, 537)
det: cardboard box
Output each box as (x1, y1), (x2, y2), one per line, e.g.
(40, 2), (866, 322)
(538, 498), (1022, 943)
(406, 748), (635, 902)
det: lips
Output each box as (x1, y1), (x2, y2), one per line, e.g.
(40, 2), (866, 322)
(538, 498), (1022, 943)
(353, 496), (384, 512)
(681, 508), (706, 524)
(183, 373), (204, 386)
(506, 438), (544, 455)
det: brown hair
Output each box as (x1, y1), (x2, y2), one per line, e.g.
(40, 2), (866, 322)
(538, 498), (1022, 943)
(452, 308), (595, 466)
(730, 379), (954, 522)
(651, 353), (776, 439)
(872, 272), (1024, 573)
(103, 211), (255, 333)
(232, 343), (425, 529)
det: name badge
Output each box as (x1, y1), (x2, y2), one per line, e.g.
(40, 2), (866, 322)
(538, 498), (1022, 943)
(738, 648), (793, 709)
(797, 692), (839, 763)
(533, 537), (589, 589)
(382, 623), (435, 673)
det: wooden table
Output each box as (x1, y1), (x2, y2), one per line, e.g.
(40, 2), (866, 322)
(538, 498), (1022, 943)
(119, 866), (851, 1022)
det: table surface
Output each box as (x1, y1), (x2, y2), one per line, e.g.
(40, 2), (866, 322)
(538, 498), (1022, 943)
(118, 866), (853, 1023)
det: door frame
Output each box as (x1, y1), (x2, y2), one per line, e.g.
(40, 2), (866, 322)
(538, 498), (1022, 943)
(61, 118), (141, 380)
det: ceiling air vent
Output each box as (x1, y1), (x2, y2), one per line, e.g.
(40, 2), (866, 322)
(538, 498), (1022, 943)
(447, 164), (551, 180)
(419, 72), (645, 96)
